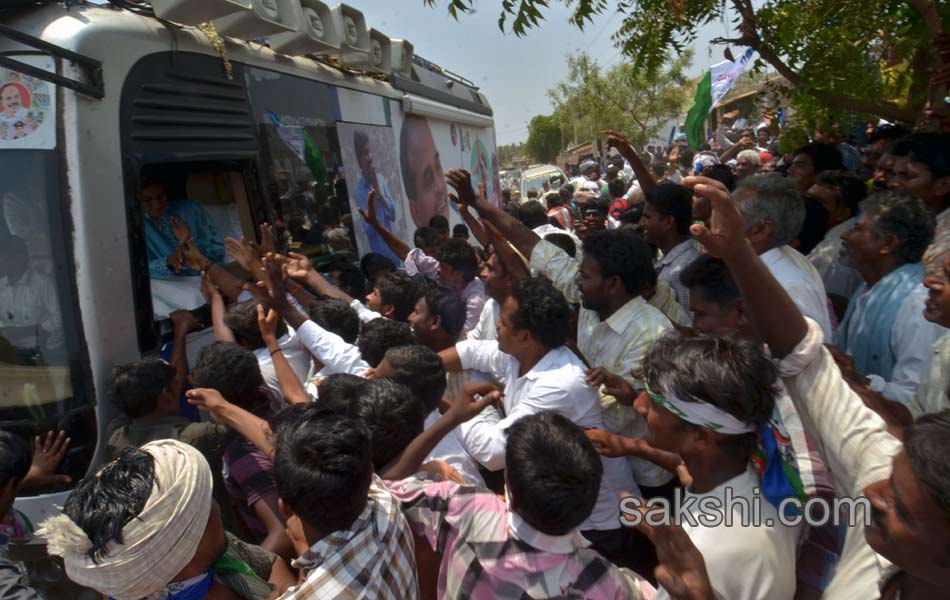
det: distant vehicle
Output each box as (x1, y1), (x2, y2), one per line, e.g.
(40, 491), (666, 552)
(521, 164), (566, 203)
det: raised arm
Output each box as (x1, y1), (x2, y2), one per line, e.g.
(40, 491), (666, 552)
(683, 176), (807, 358)
(258, 305), (310, 406)
(602, 130), (657, 197)
(187, 388), (276, 460)
(168, 310), (197, 398)
(381, 382), (500, 480)
(358, 187), (412, 261)
(284, 252), (354, 304)
(200, 274), (236, 343)
(446, 169), (541, 261)
(481, 220), (530, 282)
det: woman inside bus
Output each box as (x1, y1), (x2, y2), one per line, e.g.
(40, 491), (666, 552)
(140, 178), (225, 319)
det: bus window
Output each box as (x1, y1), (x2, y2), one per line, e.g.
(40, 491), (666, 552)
(138, 164), (255, 323)
(0, 150), (95, 488)
(244, 66), (345, 258)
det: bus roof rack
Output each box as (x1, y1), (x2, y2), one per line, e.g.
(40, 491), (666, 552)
(0, 22), (104, 99)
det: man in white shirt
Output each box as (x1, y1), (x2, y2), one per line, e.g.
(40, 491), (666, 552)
(634, 331), (801, 600)
(0, 235), (63, 363)
(836, 190), (944, 407)
(638, 182), (701, 309)
(446, 168), (675, 492)
(734, 173), (835, 339)
(466, 252), (512, 342)
(438, 278), (639, 562)
(914, 256), (950, 417)
(687, 172), (950, 600)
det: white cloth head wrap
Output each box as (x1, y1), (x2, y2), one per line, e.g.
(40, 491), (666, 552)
(36, 439), (213, 600)
(648, 382), (758, 435)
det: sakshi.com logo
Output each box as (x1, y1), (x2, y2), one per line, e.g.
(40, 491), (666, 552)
(619, 488), (872, 529)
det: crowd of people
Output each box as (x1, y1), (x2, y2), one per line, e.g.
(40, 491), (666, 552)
(1, 114), (949, 600)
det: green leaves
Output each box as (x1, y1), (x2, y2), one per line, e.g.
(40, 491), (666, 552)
(525, 114), (563, 163)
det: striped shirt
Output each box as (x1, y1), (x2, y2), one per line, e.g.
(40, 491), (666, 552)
(281, 476), (418, 599)
(388, 475), (653, 600)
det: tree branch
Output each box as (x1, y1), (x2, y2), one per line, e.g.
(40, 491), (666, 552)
(725, 0), (920, 122)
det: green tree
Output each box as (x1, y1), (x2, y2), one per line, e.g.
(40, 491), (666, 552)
(425, 0), (950, 128)
(496, 142), (526, 166)
(548, 50), (691, 148)
(525, 114), (563, 163)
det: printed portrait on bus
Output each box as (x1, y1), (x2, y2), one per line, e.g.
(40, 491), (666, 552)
(0, 59), (53, 148)
(399, 115), (449, 229)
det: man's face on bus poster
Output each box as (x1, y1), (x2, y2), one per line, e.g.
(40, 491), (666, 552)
(400, 115), (448, 229)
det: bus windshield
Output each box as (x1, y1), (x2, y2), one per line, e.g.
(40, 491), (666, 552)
(0, 150), (95, 490)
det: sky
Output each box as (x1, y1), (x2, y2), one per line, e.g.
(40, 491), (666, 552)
(342, 1), (743, 145)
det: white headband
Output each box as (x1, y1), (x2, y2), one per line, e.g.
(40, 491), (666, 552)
(37, 439), (213, 600)
(647, 382), (758, 435)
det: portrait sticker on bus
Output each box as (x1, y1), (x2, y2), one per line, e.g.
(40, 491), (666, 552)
(0, 56), (55, 150)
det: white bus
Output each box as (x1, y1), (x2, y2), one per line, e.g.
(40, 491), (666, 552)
(0, 1), (498, 592)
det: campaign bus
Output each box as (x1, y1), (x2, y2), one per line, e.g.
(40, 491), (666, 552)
(0, 1), (499, 591)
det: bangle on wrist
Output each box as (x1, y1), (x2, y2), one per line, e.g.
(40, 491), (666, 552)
(269, 347), (281, 357)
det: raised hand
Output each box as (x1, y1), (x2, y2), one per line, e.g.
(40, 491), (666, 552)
(186, 387), (233, 423)
(284, 252), (313, 281)
(169, 215), (192, 243)
(445, 169), (478, 207)
(258, 253), (290, 306)
(444, 381), (503, 424)
(199, 272), (222, 305)
(225, 236), (261, 273)
(170, 309), (198, 336)
(257, 304), (280, 346)
(357, 187), (380, 225)
(601, 129), (637, 161)
(585, 367), (636, 405)
(180, 240), (207, 272)
(683, 176), (748, 259)
(22, 431), (71, 488)
(584, 428), (635, 458)
(638, 521), (716, 600)
(259, 222), (277, 256)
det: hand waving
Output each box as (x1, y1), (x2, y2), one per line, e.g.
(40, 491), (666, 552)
(285, 252), (314, 281)
(357, 187), (380, 225)
(257, 304), (280, 346)
(683, 176), (748, 259)
(445, 169), (478, 207)
(22, 431), (71, 488)
(169, 216), (192, 243)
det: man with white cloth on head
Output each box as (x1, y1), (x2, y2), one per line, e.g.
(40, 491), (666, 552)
(37, 439), (292, 600)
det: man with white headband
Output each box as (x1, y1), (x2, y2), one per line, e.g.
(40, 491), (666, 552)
(36, 439), (291, 600)
(631, 330), (801, 600)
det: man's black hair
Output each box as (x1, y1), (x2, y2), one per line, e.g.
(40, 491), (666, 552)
(360, 252), (397, 280)
(383, 345), (447, 413)
(452, 224), (469, 239)
(413, 226), (442, 249)
(518, 200), (549, 229)
(702, 163), (737, 192)
(375, 271), (421, 322)
(505, 412), (602, 535)
(0, 431), (31, 487)
(357, 318), (414, 368)
(815, 170), (868, 214)
(509, 278), (571, 349)
(62, 447), (156, 562)
(273, 404), (373, 534)
(904, 410), (950, 516)
(421, 283), (466, 340)
(544, 232), (576, 258)
(646, 182), (693, 235)
(428, 214), (450, 232)
(501, 189), (512, 204)
(868, 124), (911, 146)
(608, 178), (627, 198)
(793, 143), (845, 173)
(891, 132), (950, 180)
(317, 373), (367, 405)
(581, 229), (654, 297)
(308, 296), (360, 344)
(558, 184), (574, 204)
(679, 255), (739, 308)
(323, 259), (366, 301)
(110, 359), (176, 419)
(225, 300), (288, 350)
(527, 188), (539, 200)
(319, 379), (426, 469)
(545, 193), (563, 210)
(643, 330), (778, 455)
(192, 342), (265, 407)
(437, 239), (479, 283)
